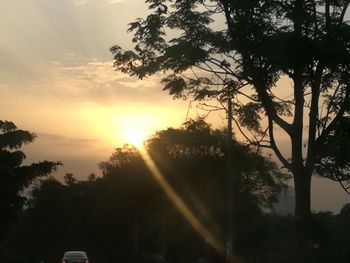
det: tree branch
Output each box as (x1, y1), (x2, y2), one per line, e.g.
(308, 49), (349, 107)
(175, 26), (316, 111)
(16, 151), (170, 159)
(325, 0), (331, 31)
(256, 85), (292, 135)
(339, 1), (350, 23)
(316, 88), (349, 147)
(268, 116), (292, 170)
(306, 62), (323, 169)
(321, 82), (342, 133)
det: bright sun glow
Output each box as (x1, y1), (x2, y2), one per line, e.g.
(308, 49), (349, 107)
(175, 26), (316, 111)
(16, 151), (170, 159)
(123, 126), (147, 148)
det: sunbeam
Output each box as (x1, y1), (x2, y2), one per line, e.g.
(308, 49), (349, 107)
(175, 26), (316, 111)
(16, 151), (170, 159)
(137, 146), (225, 255)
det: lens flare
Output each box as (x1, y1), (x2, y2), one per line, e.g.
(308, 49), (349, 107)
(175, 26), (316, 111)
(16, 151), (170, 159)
(138, 147), (225, 255)
(123, 127), (146, 148)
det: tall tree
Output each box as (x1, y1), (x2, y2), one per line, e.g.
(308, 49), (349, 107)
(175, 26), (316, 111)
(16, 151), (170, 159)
(147, 119), (286, 212)
(0, 120), (60, 241)
(6, 120), (286, 263)
(147, 119), (287, 261)
(111, 1), (350, 262)
(102, 120), (286, 261)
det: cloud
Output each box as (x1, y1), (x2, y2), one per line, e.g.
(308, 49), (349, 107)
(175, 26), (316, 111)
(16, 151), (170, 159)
(2, 55), (191, 151)
(37, 0), (129, 6)
(74, 0), (90, 5)
(74, 0), (129, 6)
(18, 55), (170, 107)
(37, 133), (101, 147)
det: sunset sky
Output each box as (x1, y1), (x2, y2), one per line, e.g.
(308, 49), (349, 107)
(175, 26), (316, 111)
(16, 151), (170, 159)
(1, 0), (349, 212)
(1, 0), (198, 170)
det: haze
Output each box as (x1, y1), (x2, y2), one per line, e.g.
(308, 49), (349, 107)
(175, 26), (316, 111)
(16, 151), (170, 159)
(0, 0), (349, 212)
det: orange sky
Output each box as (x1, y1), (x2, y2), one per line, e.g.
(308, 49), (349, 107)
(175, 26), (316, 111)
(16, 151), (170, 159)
(0, 0), (194, 172)
(1, 0), (349, 212)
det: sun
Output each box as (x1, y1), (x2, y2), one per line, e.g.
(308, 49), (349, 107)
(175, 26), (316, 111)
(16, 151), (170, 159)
(123, 126), (147, 148)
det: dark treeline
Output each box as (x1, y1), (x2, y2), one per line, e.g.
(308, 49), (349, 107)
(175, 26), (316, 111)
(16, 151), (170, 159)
(6, 184), (350, 263)
(3, 119), (287, 263)
(0, 120), (60, 262)
(2, 120), (350, 263)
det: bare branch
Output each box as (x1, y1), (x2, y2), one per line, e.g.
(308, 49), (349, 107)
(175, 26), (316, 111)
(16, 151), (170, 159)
(203, 62), (230, 76)
(339, 1), (350, 23)
(306, 62), (324, 169)
(198, 103), (224, 112)
(256, 144), (273, 149)
(268, 116), (292, 170)
(339, 180), (350, 195)
(207, 57), (248, 84)
(236, 90), (259, 102)
(256, 84), (292, 135)
(195, 64), (226, 80)
(325, 0), (331, 32)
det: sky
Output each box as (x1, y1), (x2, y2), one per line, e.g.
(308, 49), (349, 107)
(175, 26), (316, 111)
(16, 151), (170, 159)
(0, 0), (199, 173)
(0, 0), (349, 213)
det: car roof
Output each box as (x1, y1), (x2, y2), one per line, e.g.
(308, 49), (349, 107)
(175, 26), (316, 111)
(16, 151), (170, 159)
(63, 251), (88, 258)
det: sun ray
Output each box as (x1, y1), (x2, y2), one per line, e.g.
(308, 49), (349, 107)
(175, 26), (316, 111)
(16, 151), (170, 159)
(137, 147), (225, 255)
(123, 126), (146, 148)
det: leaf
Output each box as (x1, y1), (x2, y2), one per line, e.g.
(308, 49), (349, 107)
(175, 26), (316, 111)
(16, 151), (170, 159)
(235, 102), (263, 132)
(161, 75), (187, 98)
(0, 130), (36, 149)
(0, 120), (17, 133)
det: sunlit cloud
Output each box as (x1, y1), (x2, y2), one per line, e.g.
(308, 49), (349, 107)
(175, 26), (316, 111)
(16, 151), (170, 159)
(74, 0), (131, 6)
(1, 54), (219, 164)
(75, 0), (90, 5)
(37, 133), (101, 148)
(12, 54), (166, 105)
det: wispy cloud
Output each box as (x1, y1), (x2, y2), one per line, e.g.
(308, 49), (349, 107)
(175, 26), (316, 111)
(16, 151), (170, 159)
(2, 55), (190, 147)
(37, 133), (100, 147)
(74, 0), (130, 6)
(74, 0), (90, 5)
(21, 55), (167, 107)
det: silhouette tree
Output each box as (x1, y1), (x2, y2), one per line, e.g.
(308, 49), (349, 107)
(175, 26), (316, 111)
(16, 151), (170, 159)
(0, 120), (61, 242)
(146, 119), (287, 260)
(101, 119), (287, 261)
(111, 1), (350, 262)
(147, 119), (286, 212)
(7, 121), (286, 263)
(335, 203), (350, 263)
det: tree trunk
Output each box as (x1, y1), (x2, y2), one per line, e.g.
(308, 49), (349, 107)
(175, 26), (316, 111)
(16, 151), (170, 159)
(133, 209), (139, 256)
(226, 95), (235, 262)
(159, 196), (165, 255)
(294, 170), (312, 263)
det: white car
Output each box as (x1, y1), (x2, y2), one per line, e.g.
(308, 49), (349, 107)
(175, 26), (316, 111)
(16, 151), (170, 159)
(62, 251), (89, 263)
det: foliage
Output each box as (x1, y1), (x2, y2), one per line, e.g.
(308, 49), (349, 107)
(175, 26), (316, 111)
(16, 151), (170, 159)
(111, 1), (350, 261)
(146, 119), (288, 259)
(146, 119), (288, 211)
(5, 120), (287, 263)
(111, 0), (350, 181)
(8, 182), (350, 263)
(0, 120), (61, 241)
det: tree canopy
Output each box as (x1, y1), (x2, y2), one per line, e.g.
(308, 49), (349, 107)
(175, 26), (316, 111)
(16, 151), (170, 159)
(146, 119), (287, 211)
(6, 120), (287, 263)
(111, 0), (350, 183)
(111, 1), (350, 262)
(0, 120), (61, 241)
